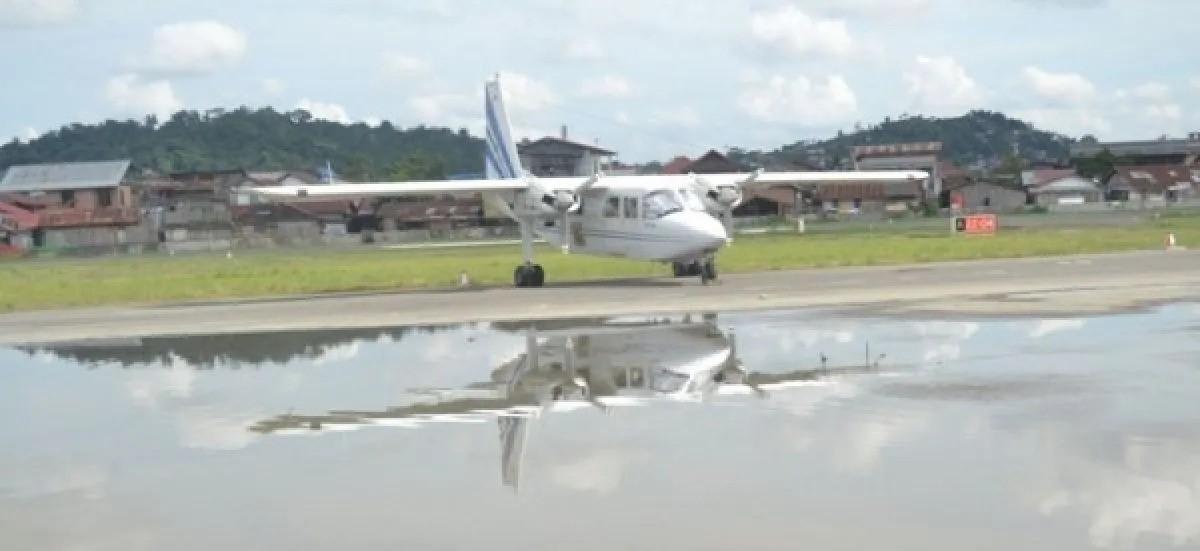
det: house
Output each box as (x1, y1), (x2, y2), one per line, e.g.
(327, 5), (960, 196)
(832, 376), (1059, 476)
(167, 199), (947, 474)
(0, 160), (144, 249)
(949, 182), (1029, 212)
(810, 180), (923, 215)
(1070, 133), (1200, 166)
(1107, 165), (1199, 204)
(1021, 168), (1103, 205)
(517, 127), (616, 177)
(852, 142), (944, 199)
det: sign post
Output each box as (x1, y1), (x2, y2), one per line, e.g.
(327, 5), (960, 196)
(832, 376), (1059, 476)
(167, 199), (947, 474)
(953, 213), (997, 236)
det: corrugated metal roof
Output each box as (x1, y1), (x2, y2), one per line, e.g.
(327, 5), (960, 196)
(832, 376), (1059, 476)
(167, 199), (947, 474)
(0, 160), (130, 192)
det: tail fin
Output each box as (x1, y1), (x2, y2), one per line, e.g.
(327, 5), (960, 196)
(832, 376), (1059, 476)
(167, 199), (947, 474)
(484, 74), (524, 180)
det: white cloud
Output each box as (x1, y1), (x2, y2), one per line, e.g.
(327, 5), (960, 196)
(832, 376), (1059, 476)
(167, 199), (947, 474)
(1116, 83), (1182, 126)
(749, 5), (855, 59)
(903, 55), (984, 115)
(1029, 319), (1086, 338)
(563, 37), (606, 60)
(295, 99), (351, 123)
(1131, 82), (1171, 102)
(176, 406), (262, 451)
(104, 73), (184, 119)
(1022, 66), (1097, 104)
(1013, 107), (1113, 136)
(497, 72), (559, 113)
(0, 0), (77, 28)
(260, 77), (286, 96)
(579, 75), (635, 98)
(737, 74), (858, 126)
(123, 359), (195, 408)
(381, 51), (429, 79)
(648, 105), (701, 128)
(143, 20), (247, 75)
(793, 0), (932, 18)
(19, 126), (37, 142)
(409, 92), (475, 122)
(550, 449), (647, 495)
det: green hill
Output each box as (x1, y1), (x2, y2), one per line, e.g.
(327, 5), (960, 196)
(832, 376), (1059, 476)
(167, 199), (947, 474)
(0, 107), (485, 180)
(2, 107), (1076, 179)
(731, 110), (1075, 170)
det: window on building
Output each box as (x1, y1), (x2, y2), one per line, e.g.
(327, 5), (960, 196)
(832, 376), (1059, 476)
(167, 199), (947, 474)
(60, 190), (75, 207)
(603, 196), (620, 218)
(622, 197), (638, 219)
(98, 188), (113, 208)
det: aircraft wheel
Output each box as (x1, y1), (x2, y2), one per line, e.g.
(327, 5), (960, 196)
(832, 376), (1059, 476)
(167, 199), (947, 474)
(701, 260), (717, 283)
(514, 265), (528, 288)
(531, 264), (545, 287)
(672, 262), (687, 277)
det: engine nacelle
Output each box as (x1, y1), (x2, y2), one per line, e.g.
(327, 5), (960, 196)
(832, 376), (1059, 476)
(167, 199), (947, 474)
(701, 183), (742, 213)
(514, 182), (579, 219)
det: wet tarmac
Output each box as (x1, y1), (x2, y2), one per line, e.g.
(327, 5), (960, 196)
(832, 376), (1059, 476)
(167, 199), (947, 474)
(1, 303), (1198, 550)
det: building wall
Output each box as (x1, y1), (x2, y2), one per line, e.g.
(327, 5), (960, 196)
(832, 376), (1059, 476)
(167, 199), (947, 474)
(855, 154), (941, 197)
(41, 227), (124, 247)
(1035, 189), (1103, 206)
(956, 184), (1028, 212)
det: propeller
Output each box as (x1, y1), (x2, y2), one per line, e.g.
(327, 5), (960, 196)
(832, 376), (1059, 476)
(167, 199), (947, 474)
(542, 189), (577, 253)
(696, 174), (743, 245)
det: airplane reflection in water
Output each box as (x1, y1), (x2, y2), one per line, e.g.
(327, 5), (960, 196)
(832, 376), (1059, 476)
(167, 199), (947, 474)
(247, 314), (889, 491)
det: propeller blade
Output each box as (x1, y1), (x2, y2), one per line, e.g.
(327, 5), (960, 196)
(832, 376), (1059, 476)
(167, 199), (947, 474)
(560, 212), (570, 253)
(720, 209), (734, 245)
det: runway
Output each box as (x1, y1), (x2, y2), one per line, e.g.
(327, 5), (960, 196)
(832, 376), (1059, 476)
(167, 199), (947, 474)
(1, 249), (1197, 345)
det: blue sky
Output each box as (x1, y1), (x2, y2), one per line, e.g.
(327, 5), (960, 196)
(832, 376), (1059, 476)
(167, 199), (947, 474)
(1, 0), (1197, 162)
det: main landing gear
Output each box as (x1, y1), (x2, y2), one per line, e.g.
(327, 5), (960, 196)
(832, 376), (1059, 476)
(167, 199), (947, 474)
(672, 258), (718, 284)
(514, 263), (545, 288)
(513, 218), (546, 288)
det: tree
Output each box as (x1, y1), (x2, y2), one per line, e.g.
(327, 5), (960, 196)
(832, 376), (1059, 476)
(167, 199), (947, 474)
(388, 151), (445, 181)
(1076, 149), (1120, 180)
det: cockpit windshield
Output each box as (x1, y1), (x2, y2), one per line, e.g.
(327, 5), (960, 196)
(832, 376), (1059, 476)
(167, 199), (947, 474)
(677, 188), (707, 211)
(643, 189), (685, 219)
(650, 370), (690, 393)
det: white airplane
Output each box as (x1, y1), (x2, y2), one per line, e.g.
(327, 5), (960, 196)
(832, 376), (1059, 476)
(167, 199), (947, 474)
(247, 314), (887, 490)
(246, 74), (929, 287)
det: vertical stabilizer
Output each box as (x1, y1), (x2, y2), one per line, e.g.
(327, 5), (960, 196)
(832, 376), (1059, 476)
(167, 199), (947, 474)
(484, 74), (525, 180)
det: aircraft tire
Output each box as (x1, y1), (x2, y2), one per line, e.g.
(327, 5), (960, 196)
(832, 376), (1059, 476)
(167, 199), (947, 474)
(532, 264), (545, 287)
(702, 260), (717, 282)
(511, 266), (530, 289)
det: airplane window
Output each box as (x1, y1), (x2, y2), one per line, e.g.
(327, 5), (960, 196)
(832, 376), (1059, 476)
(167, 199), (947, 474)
(643, 190), (683, 219)
(629, 367), (645, 387)
(623, 197), (638, 218)
(603, 196), (620, 218)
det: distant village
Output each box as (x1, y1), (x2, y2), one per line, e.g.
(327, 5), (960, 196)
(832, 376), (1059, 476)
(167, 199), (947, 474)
(1, 128), (1198, 257)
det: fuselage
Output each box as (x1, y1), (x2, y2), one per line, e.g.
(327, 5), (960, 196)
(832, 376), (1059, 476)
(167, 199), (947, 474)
(487, 178), (729, 263)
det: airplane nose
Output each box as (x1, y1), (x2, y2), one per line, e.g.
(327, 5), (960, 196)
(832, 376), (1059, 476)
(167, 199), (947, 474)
(688, 212), (728, 250)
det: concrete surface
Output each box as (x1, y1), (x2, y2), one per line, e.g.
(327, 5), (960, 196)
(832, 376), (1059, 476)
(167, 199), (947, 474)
(1, 250), (1197, 345)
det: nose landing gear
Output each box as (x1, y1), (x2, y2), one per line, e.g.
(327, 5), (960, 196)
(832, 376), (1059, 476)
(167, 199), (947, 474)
(672, 258), (718, 284)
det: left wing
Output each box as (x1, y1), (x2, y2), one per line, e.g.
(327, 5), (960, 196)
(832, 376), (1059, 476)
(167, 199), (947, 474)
(242, 175), (607, 202)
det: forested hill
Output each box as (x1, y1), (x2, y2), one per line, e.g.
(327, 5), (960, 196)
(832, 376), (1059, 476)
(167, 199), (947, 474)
(736, 110), (1075, 170)
(2, 107), (1076, 179)
(0, 107), (486, 180)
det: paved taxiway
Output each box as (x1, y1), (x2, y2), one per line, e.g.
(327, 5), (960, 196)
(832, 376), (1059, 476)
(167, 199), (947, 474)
(1, 249), (1197, 345)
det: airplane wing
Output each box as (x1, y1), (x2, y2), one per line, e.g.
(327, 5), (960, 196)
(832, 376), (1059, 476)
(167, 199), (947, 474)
(694, 169), (930, 188)
(242, 176), (603, 202)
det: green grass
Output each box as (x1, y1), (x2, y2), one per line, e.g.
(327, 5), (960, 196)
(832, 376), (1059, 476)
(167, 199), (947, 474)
(1, 217), (1196, 313)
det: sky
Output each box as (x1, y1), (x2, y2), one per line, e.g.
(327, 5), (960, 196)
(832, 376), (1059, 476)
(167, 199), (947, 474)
(1, 0), (1198, 163)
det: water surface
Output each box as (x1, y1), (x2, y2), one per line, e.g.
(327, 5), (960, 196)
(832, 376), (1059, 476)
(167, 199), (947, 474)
(2, 305), (1199, 550)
